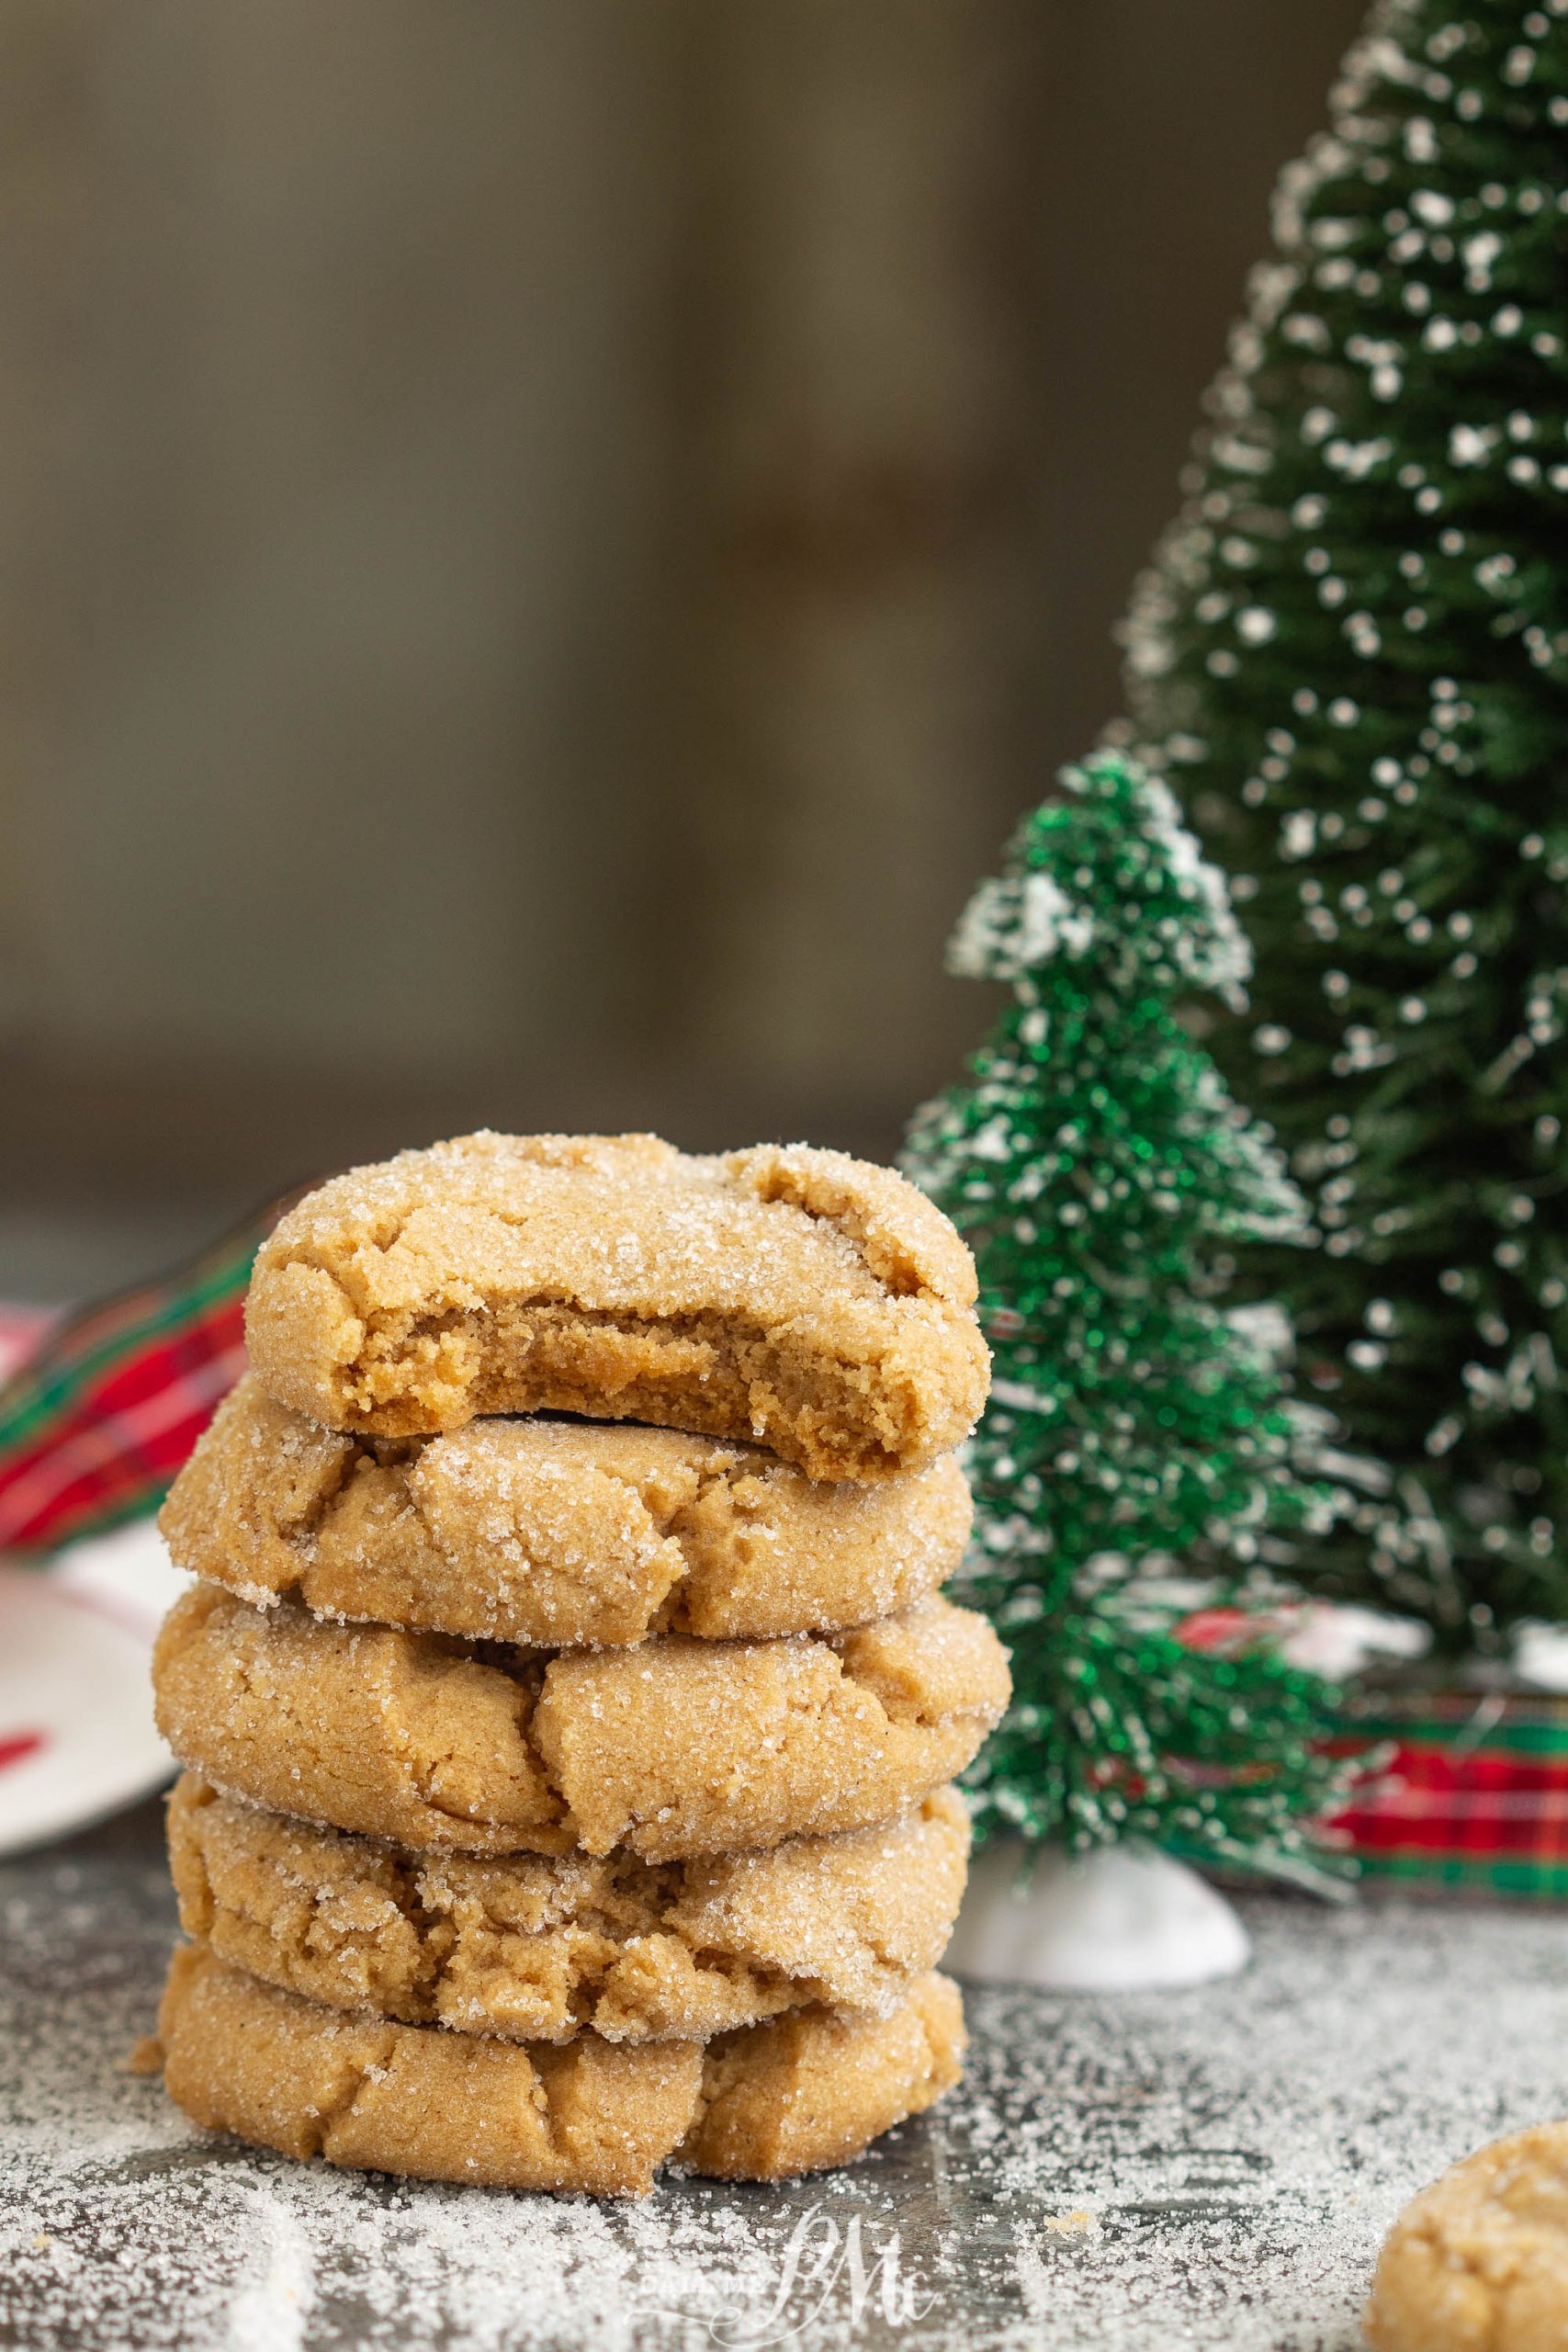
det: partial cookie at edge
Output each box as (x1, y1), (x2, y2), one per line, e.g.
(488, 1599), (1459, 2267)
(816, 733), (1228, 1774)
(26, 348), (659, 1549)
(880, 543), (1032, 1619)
(1365, 2121), (1568, 2352)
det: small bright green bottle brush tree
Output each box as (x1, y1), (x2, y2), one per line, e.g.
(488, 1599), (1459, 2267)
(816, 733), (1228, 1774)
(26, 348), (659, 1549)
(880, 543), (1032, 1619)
(1122, 0), (1568, 1654)
(907, 751), (1352, 1887)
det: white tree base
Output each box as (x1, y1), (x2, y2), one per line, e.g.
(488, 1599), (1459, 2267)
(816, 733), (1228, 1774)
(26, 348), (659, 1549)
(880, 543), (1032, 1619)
(946, 1840), (1251, 1992)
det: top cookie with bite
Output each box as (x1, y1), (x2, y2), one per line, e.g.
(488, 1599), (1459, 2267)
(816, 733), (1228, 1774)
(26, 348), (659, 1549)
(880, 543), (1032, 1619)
(244, 1133), (988, 1481)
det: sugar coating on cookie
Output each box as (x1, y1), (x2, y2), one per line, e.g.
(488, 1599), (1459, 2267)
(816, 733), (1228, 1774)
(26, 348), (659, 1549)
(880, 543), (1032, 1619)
(167, 1773), (971, 2042)
(152, 1583), (1010, 1860)
(683, 1969), (965, 2182)
(155, 1942), (703, 2198)
(161, 1374), (973, 1645)
(532, 1601), (1009, 1860)
(152, 1581), (573, 1856)
(1366, 2121), (1568, 2352)
(243, 1133), (989, 1480)
(155, 1944), (965, 2194)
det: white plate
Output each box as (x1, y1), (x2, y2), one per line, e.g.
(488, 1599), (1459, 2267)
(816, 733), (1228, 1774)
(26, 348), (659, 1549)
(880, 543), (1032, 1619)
(0, 1519), (183, 1857)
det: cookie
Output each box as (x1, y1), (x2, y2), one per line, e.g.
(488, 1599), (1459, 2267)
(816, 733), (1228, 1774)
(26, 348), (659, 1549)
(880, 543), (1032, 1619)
(683, 1969), (965, 2183)
(152, 1583), (1010, 1860)
(243, 1133), (988, 1480)
(167, 1773), (971, 2041)
(1365, 2122), (1568, 2352)
(161, 1375), (972, 1646)
(153, 1581), (571, 1856)
(155, 1943), (965, 2194)
(156, 1940), (701, 2199)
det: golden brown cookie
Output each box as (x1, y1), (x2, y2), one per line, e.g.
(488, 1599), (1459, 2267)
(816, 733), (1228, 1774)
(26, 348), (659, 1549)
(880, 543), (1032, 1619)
(153, 1581), (573, 1856)
(161, 1375), (972, 1645)
(152, 1583), (1010, 1860)
(155, 1944), (965, 2194)
(167, 1773), (971, 2041)
(683, 1970), (965, 2182)
(1365, 2121), (1568, 2352)
(243, 1133), (988, 1480)
(155, 1941), (701, 2198)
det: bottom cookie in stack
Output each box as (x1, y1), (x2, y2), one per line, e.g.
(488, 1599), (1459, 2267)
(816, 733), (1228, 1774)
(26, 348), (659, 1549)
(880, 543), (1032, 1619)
(153, 1944), (967, 2198)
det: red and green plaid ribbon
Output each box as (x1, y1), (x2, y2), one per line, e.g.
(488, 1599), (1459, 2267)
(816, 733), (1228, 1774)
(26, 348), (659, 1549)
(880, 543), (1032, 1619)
(0, 1201), (288, 1553)
(1329, 1691), (1568, 1901)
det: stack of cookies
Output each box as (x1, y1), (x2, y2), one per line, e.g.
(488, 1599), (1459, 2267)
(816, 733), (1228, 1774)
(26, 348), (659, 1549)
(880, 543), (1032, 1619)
(147, 1134), (1008, 2197)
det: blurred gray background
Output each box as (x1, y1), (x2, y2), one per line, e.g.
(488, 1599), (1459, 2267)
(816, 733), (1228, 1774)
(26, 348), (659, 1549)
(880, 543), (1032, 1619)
(0, 0), (1361, 1303)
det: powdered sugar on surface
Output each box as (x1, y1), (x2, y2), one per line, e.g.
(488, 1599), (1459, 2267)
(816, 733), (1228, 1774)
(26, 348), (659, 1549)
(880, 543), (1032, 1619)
(5, 1807), (1566, 2350)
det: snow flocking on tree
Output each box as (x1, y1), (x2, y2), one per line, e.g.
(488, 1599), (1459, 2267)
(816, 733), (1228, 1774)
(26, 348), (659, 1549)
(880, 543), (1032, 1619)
(1121, 0), (1568, 1655)
(908, 751), (1358, 1888)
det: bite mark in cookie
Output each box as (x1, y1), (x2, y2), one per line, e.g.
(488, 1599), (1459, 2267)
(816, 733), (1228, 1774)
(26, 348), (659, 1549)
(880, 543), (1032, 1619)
(244, 1134), (989, 1481)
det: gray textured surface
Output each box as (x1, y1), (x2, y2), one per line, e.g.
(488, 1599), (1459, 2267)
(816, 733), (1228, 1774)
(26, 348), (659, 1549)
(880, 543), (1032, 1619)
(2, 1799), (1563, 2351)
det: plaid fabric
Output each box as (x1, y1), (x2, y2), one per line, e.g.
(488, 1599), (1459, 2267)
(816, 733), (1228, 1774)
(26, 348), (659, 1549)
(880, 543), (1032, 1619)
(1329, 1692), (1568, 1901)
(0, 1201), (289, 1554)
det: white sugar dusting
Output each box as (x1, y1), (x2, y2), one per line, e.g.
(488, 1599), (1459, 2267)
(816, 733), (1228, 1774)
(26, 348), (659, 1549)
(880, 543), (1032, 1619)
(6, 1828), (1568, 2349)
